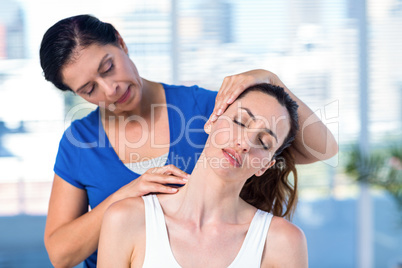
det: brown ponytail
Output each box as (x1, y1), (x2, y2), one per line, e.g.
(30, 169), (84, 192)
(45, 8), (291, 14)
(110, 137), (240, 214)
(239, 148), (297, 220)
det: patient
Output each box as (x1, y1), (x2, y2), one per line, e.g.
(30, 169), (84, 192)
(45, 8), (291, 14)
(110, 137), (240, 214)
(98, 83), (308, 268)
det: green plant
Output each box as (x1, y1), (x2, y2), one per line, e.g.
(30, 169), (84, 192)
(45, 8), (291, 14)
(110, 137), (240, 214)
(345, 144), (402, 209)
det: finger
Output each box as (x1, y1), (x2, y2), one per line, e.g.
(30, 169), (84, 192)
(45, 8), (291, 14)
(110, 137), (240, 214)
(207, 103), (225, 125)
(218, 78), (235, 109)
(135, 179), (180, 196)
(209, 96), (228, 124)
(153, 165), (190, 178)
(214, 94), (228, 116)
(214, 103), (229, 121)
(207, 114), (218, 125)
(144, 172), (188, 182)
(140, 175), (187, 189)
(212, 77), (234, 118)
(214, 94), (230, 117)
(209, 98), (234, 125)
(161, 174), (188, 184)
(148, 182), (179, 194)
(226, 81), (248, 105)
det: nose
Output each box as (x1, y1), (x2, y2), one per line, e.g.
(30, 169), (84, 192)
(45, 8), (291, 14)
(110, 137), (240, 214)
(98, 78), (118, 97)
(236, 131), (252, 153)
(236, 128), (262, 153)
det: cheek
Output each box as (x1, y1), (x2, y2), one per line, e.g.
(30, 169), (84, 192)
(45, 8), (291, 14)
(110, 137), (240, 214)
(120, 55), (140, 78)
(85, 93), (109, 108)
(246, 150), (272, 169)
(209, 119), (235, 148)
(79, 94), (103, 107)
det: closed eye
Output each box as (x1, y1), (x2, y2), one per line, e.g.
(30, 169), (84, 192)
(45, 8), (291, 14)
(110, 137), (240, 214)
(233, 119), (246, 127)
(86, 86), (94, 96)
(234, 119), (269, 149)
(259, 138), (269, 150)
(103, 63), (114, 74)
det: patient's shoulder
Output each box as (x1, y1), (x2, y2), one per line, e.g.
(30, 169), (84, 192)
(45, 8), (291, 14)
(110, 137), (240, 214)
(104, 197), (146, 230)
(261, 216), (308, 267)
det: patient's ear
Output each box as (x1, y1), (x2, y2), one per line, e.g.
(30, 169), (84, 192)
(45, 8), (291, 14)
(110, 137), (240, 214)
(204, 121), (212, 134)
(255, 159), (276, 177)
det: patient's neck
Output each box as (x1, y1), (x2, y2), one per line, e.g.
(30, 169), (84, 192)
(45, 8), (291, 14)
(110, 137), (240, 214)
(172, 152), (248, 226)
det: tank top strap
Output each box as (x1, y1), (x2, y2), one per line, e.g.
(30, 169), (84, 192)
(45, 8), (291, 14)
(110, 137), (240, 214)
(142, 195), (181, 268)
(228, 209), (273, 268)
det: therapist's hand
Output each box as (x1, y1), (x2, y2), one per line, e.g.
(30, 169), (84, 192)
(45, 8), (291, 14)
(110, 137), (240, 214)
(206, 69), (282, 126)
(115, 164), (190, 199)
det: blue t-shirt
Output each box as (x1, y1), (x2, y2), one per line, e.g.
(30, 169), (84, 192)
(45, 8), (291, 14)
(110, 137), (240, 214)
(54, 83), (216, 268)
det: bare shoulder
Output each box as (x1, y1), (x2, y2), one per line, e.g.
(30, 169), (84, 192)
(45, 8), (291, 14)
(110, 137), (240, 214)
(268, 216), (306, 245)
(99, 197), (147, 267)
(261, 216), (308, 267)
(103, 197), (146, 231)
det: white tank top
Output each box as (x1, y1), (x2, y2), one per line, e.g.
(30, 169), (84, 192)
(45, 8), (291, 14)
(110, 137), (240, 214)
(141, 194), (273, 268)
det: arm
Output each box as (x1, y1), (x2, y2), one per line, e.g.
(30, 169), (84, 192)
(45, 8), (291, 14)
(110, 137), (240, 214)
(44, 174), (100, 268)
(261, 217), (308, 267)
(44, 165), (188, 267)
(208, 69), (338, 164)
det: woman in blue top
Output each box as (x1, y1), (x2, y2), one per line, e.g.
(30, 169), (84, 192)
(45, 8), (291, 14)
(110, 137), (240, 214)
(39, 14), (337, 268)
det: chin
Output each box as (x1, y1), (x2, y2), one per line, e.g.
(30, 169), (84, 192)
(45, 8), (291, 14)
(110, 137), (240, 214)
(210, 161), (243, 178)
(126, 94), (141, 110)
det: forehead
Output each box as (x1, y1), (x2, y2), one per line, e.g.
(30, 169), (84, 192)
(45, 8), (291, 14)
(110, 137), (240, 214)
(61, 44), (114, 91)
(233, 91), (288, 117)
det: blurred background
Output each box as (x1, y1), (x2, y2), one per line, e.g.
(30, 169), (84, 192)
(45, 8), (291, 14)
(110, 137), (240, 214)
(0, 0), (401, 267)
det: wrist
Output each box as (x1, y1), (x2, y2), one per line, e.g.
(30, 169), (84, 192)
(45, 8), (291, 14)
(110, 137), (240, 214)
(108, 189), (125, 205)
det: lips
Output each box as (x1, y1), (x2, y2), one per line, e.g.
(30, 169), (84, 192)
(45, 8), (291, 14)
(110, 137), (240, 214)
(222, 148), (242, 167)
(115, 88), (131, 104)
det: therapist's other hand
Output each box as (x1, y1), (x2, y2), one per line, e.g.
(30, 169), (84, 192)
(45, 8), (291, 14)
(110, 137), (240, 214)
(207, 69), (281, 126)
(116, 165), (190, 199)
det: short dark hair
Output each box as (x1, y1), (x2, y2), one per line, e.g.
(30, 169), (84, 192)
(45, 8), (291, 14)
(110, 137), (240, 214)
(39, 14), (119, 91)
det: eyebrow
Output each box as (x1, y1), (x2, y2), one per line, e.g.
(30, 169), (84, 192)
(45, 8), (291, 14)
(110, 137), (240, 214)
(239, 107), (278, 143)
(76, 54), (110, 93)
